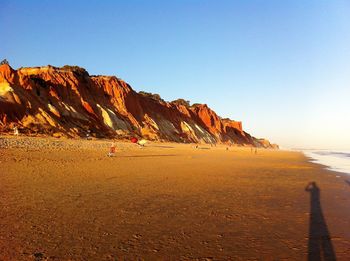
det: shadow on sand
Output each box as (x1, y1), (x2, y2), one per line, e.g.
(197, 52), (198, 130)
(305, 182), (336, 261)
(149, 145), (175, 149)
(345, 180), (350, 186)
(118, 154), (178, 158)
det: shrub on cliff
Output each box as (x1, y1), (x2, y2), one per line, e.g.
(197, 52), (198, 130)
(61, 65), (89, 76)
(0, 59), (9, 65)
(139, 91), (165, 103)
(171, 99), (191, 107)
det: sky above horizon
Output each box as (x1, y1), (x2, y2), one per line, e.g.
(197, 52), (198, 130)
(1, 0), (350, 149)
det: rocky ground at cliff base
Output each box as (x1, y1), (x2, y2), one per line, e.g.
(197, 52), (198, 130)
(0, 136), (111, 150)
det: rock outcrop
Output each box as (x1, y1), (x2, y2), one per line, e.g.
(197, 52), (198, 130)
(0, 64), (277, 148)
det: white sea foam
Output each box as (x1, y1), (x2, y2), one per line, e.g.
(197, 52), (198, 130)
(303, 150), (350, 175)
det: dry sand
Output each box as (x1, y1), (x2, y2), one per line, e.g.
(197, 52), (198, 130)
(1, 136), (349, 260)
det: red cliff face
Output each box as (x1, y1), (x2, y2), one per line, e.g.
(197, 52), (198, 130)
(0, 64), (277, 147)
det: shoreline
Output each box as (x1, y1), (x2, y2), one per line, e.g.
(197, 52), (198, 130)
(305, 155), (350, 178)
(1, 136), (349, 260)
(302, 150), (350, 177)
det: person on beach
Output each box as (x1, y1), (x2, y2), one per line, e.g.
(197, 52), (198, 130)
(86, 130), (92, 140)
(255, 148), (257, 154)
(107, 142), (116, 157)
(13, 126), (19, 136)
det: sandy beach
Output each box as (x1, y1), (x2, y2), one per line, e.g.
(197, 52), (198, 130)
(1, 136), (349, 260)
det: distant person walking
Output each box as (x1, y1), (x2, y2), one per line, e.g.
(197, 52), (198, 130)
(108, 142), (116, 157)
(86, 130), (92, 140)
(13, 126), (19, 136)
(255, 148), (257, 154)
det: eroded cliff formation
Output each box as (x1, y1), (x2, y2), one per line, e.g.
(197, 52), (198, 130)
(0, 64), (277, 148)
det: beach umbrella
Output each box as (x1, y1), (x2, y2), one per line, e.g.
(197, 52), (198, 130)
(138, 139), (147, 146)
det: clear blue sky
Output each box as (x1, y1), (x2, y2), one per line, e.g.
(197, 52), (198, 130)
(1, 0), (350, 149)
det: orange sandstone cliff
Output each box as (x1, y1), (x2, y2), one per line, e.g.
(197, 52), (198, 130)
(0, 64), (277, 148)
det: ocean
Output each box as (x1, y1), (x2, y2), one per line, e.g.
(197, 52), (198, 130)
(303, 150), (350, 175)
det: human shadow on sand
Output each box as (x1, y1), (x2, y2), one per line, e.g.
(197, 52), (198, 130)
(305, 182), (336, 261)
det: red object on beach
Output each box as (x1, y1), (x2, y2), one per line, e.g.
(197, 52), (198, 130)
(130, 137), (138, 143)
(110, 143), (116, 153)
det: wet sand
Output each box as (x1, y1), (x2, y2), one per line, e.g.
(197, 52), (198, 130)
(1, 136), (350, 260)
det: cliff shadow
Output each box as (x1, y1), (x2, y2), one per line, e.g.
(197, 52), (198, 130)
(149, 145), (175, 148)
(305, 182), (336, 261)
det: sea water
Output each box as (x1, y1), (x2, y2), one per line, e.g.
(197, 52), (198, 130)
(303, 150), (350, 175)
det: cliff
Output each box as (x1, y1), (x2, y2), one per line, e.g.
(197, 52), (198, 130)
(0, 64), (277, 148)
